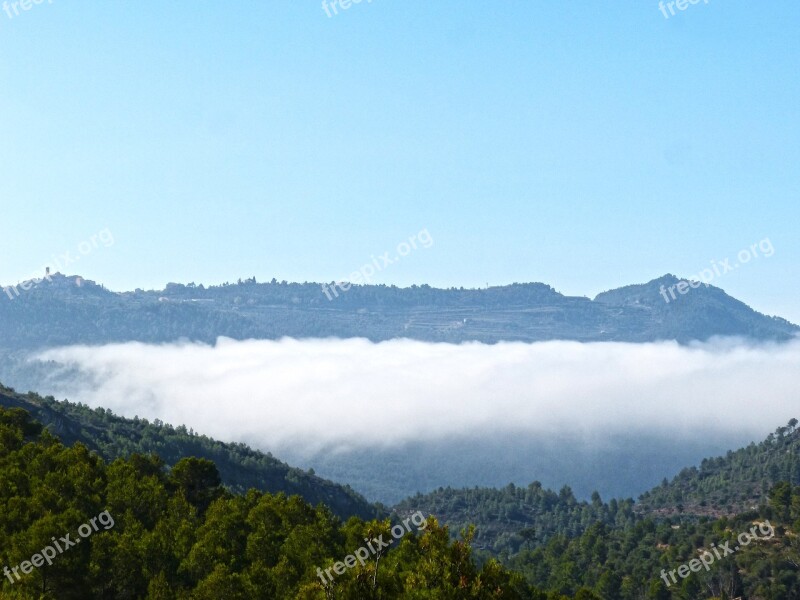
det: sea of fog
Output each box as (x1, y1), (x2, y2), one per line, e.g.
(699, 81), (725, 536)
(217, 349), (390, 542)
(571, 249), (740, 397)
(30, 337), (800, 503)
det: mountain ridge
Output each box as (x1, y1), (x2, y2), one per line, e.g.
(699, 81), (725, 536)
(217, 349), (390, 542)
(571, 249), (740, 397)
(0, 272), (795, 350)
(0, 383), (381, 521)
(389, 419), (800, 556)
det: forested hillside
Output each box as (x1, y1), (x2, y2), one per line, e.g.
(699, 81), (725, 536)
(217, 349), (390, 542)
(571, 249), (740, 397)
(393, 484), (638, 555)
(0, 385), (379, 521)
(3, 404), (800, 599)
(506, 488), (800, 599)
(638, 420), (800, 518)
(391, 422), (800, 560)
(0, 405), (589, 600)
(393, 451), (800, 597)
(0, 273), (795, 354)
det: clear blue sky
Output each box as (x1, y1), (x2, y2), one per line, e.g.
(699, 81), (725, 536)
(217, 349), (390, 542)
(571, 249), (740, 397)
(1, 1), (798, 321)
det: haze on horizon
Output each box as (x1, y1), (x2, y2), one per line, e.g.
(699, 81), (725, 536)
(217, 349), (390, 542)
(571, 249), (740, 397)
(34, 337), (800, 457)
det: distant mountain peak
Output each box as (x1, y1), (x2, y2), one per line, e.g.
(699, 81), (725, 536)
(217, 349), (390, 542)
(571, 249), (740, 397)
(0, 274), (796, 350)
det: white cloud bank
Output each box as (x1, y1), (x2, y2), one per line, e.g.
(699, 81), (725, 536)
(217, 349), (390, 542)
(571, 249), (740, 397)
(36, 337), (800, 454)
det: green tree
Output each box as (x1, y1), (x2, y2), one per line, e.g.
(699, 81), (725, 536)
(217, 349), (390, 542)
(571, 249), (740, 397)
(168, 457), (223, 514)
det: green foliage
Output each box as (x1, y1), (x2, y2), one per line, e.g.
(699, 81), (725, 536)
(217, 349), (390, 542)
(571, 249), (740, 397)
(505, 482), (800, 600)
(3, 404), (800, 599)
(638, 420), (800, 518)
(0, 406), (560, 599)
(0, 385), (379, 521)
(393, 483), (636, 556)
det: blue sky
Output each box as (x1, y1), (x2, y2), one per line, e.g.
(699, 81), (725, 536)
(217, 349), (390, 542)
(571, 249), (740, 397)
(1, 1), (798, 321)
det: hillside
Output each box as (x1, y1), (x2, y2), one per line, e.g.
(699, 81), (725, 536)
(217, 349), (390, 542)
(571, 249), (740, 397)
(390, 421), (800, 557)
(3, 401), (800, 598)
(637, 419), (800, 518)
(1, 272), (795, 400)
(0, 273), (795, 350)
(0, 405), (552, 600)
(0, 384), (380, 521)
(392, 483), (638, 555)
(504, 491), (800, 598)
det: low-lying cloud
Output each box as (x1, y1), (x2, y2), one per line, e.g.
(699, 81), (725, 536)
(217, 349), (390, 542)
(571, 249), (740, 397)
(35, 337), (800, 455)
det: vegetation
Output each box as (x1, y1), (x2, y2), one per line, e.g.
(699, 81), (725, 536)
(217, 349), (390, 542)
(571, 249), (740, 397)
(0, 405), (575, 599)
(2, 403), (800, 598)
(0, 274), (794, 360)
(506, 489), (800, 599)
(638, 420), (800, 518)
(394, 484), (637, 555)
(0, 385), (379, 521)
(391, 422), (800, 557)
